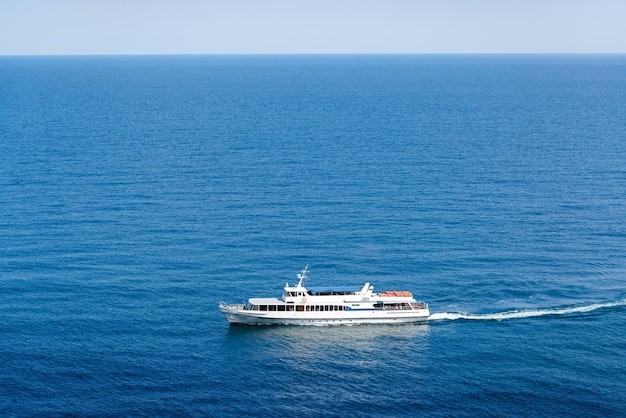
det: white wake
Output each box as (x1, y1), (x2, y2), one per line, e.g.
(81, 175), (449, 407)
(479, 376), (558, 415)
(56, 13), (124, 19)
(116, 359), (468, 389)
(428, 298), (626, 322)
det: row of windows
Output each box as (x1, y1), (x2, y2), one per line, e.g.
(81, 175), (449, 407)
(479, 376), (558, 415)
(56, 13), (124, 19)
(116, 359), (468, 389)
(309, 291), (356, 296)
(373, 302), (414, 310)
(243, 303), (419, 312)
(284, 292), (309, 297)
(250, 304), (347, 312)
(284, 291), (358, 297)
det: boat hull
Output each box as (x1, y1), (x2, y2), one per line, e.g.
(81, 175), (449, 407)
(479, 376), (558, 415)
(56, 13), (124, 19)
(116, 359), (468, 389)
(219, 304), (430, 326)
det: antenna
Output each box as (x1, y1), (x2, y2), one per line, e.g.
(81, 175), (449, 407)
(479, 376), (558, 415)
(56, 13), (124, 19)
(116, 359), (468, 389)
(296, 265), (309, 287)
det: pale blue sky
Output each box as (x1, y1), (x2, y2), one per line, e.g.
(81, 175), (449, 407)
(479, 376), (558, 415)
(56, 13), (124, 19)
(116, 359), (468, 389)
(1, 0), (625, 55)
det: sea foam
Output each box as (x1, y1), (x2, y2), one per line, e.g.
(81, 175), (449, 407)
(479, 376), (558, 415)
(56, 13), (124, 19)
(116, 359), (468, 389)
(429, 298), (626, 322)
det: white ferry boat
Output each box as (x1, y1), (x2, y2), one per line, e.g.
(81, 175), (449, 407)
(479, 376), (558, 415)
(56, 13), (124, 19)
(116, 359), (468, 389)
(219, 266), (430, 325)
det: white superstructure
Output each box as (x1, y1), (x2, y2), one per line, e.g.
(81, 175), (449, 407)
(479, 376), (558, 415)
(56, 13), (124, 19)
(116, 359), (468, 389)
(219, 266), (430, 325)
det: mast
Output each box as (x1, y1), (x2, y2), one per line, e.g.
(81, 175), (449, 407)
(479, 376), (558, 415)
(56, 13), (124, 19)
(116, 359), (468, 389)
(296, 265), (309, 288)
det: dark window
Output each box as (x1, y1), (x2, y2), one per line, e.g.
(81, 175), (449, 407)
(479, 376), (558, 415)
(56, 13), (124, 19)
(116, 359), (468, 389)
(296, 305), (304, 312)
(278, 305), (286, 311)
(269, 305), (276, 311)
(260, 305), (267, 311)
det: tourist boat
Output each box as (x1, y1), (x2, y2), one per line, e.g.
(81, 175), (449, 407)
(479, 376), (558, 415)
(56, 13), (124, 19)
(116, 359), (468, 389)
(219, 266), (430, 325)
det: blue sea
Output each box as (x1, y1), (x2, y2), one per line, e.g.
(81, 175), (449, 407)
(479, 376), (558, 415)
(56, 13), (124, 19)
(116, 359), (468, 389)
(1, 55), (625, 417)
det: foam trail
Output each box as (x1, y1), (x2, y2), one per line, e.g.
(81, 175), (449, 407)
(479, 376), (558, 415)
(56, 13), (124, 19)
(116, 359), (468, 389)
(429, 298), (626, 322)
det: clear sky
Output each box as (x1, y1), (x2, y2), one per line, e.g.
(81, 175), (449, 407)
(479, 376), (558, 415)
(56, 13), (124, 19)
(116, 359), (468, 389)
(1, 0), (625, 55)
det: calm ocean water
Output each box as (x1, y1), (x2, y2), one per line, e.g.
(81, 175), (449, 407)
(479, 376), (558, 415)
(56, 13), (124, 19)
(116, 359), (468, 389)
(1, 55), (625, 416)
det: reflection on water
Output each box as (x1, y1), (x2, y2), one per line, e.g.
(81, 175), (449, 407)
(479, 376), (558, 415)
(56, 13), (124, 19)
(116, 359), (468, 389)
(227, 321), (429, 340)
(224, 323), (430, 364)
(217, 323), (433, 414)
